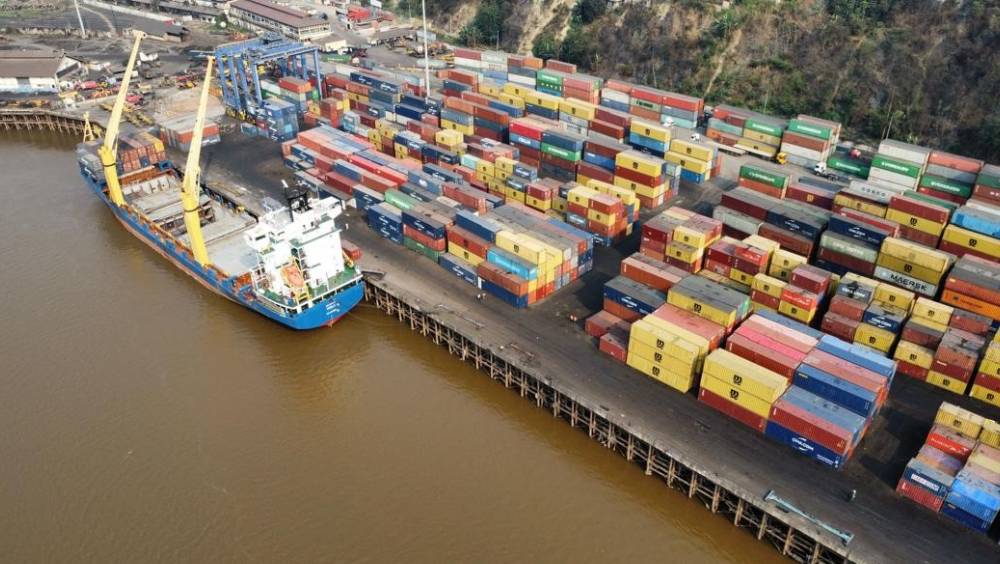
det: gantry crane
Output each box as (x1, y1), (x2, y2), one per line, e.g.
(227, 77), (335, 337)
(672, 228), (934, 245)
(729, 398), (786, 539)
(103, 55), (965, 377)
(180, 56), (216, 266)
(99, 31), (145, 207)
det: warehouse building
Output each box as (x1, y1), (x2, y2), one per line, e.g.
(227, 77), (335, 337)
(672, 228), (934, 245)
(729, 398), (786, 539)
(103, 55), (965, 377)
(229, 0), (331, 41)
(0, 50), (82, 94)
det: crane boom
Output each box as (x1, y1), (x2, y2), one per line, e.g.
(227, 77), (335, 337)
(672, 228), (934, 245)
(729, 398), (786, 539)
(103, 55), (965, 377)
(180, 56), (215, 266)
(99, 31), (145, 207)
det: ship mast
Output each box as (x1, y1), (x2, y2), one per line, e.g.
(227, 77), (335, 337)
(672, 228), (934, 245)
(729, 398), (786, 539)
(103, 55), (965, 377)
(99, 31), (145, 207)
(180, 56), (216, 266)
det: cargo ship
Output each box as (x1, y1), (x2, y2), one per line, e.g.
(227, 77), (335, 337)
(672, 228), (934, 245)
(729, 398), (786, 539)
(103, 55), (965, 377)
(75, 138), (364, 330)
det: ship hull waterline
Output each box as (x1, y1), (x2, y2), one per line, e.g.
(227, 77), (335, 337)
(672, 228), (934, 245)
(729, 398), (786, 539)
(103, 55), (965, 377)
(82, 171), (364, 330)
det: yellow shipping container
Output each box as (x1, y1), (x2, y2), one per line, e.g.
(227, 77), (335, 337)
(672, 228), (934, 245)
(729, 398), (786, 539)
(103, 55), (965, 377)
(475, 159), (496, 178)
(912, 297), (953, 325)
(499, 92), (525, 109)
(730, 268), (753, 287)
(447, 242), (484, 266)
(631, 118), (671, 143)
(935, 402), (985, 439)
(700, 374), (775, 418)
(495, 231), (546, 265)
(629, 334), (700, 368)
(751, 302), (778, 314)
(526, 196), (551, 211)
(834, 192), (887, 217)
(669, 139), (715, 163)
(394, 144), (409, 160)
(586, 208), (616, 227)
(667, 241), (703, 264)
(926, 371), (968, 394)
(752, 274), (786, 298)
(479, 82), (501, 97)
(894, 340), (934, 369)
(771, 249), (807, 274)
(559, 98), (597, 121)
(435, 129), (464, 147)
(876, 254), (946, 285)
(615, 151), (664, 178)
(567, 185), (600, 207)
(970, 385), (1000, 409)
(524, 90), (560, 110)
(502, 83), (528, 97)
(440, 119), (473, 135)
(980, 420), (1000, 449)
(627, 353), (696, 392)
(505, 187), (526, 203)
(854, 323), (896, 353)
(942, 224), (1000, 258)
(910, 316), (949, 336)
(968, 446), (1000, 473)
(632, 181), (668, 199)
(741, 130), (782, 146)
(587, 179), (638, 206)
(553, 197), (568, 213)
(880, 237), (951, 273)
(674, 225), (711, 249)
(980, 359), (1000, 379)
(628, 347), (696, 382)
(779, 300), (817, 324)
(703, 349), (788, 402)
(640, 315), (711, 358)
(664, 151), (712, 174)
(743, 235), (780, 255)
(885, 209), (946, 237)
(495, 156), (517, 175)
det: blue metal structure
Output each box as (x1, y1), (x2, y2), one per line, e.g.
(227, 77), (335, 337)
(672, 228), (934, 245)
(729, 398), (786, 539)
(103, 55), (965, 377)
(214, 32), (322, 118)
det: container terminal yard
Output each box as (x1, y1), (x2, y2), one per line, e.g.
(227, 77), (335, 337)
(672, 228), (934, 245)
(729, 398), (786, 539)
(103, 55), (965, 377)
(4, 22), (1000, 564)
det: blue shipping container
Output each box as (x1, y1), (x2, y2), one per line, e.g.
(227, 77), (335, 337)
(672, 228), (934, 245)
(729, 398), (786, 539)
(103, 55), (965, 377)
(793, 364), (877, 418)
(438, 254), (479, 286)
(764, 421), (848, 470)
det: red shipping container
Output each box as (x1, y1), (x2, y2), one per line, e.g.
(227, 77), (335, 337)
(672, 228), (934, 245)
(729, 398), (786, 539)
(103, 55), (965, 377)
(781, 131), (829, 152)
(446, 225), (490, 257)
(898, 225), (940, 247)
(585, 310), (627, 338)
(603, 298), (641, 322)
(897, 478), (945, 512)
(726, 332), (798, 379)
(628, 105), (660, 121)
(703, 259), (731, 277)
(662, 92), (703, 113)
(820, 312), (859, 342)
(972, 184), (1000, 205)
(698, 388), (766, 433)
(510, 119), (546, 140)
(738, 177), (785, 199)
(577, 161), (615, 184)
(817, 247), (875, 276)
(917, 186), (966, 205)
(927, 150), (984, 174)
(759, 223), (814, 257)
(926, 425), (976, 461)
(770, 398), (853, 454)
(604, 79), (632, 93)
(403, 225), (446, 252)
(975, 371), (1000, 393)
(802, 349), (888, 403)
(599, 331), (628, 363)
(461, 91), (490, 106)
(615, 165), (664, 187)
(781, 286), (820, 311)
(732, 324), (808, 364)
(838, 209), (901, 237)
(889, 194), (951, 224)
(950, 309), (993, 336)
(828, 295), (867, 321)
(750, 290), (781, 311)
(588, 119), (625, 140)
(896, 360), (929, 381)
(595, 106), (631, 127)
(545, 59), (576, 73)
(741, 316), (818, 353)
(631, 85), (667, 104)
(786, 183), (835, 210)
(790, 265), (832, 295)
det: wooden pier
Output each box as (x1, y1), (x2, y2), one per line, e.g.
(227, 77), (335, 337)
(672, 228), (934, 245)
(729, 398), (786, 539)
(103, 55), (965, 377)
(0, 109), (104, 136)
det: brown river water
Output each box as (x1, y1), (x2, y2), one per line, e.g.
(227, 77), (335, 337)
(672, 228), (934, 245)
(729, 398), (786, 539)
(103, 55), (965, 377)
(0, 130), (782, 563)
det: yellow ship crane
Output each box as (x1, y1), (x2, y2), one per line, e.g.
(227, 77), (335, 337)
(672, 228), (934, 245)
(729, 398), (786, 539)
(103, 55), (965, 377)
(180, 56), (216, 266)
(99, 31), (145, 207)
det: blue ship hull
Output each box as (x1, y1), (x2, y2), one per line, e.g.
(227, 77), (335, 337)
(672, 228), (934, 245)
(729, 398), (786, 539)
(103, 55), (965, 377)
(80, 168), (364, 330)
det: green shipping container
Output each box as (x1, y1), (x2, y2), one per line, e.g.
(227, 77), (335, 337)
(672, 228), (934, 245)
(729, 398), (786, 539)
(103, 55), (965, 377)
(827, 155), (871, 178)
(787, 119), (832, 141)
(385, 189), (418, 211)
(918, 174), (973, 198)
(540, 143), (582, 162)
(632, 99), (661, 112)
(871, 155), (922, 179)
(536, 70), (563, 86)
(739, 164), (788, 189)
(907, 191), (960, 213)
(977, 168), (1000, 189)
(404, 236), (442, 261)
(743, 118), (785, 138)
(707, 118), (743, 136)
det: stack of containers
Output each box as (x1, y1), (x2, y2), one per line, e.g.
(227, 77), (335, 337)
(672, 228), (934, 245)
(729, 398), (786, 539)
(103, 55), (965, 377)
(508, 54), (544, 88)
(541, 128), (585, 182)
(441, 69), (478, 98)
(737, 164), (791, 199)
(921, 150), (983, 204)
(870, 139), (929, 194)
(260, 99), (299, 141)
(639, 207), (722, 273)
(875, 237), (955, 298)
(816, 209), (899, 276)
(628, 117), (671, 157)
(599, 79), (632, 112)
(885, 193), (952, 247)
(564, 183), (634, 245)
(940, 201), (1000, 261)
(523, 89), (561, 121)
(579, 135), (630, 185)
(762, 199), (831, 259)
(157, 115), (220, 152)
(942, 255), (1000, 323)
(707, 104), (752, 148)
(701, 236), (767, 291)
(614, 150), (674, 208)
(737, 115), (786, 159)
(666, 137), (718, 184)
(558, 96), (598, 136)
(925, 322), (990, 396)
(440, 96), (475, 137)
(780, 115), (841, 168)
(716, 187), (779, 238)
(508, 116), (549, 168)
(785, 176), (841, 210)
(972, 333), (1000, 407)
(899, 403), (1000, 532)
(602, 275), (667, 321)
(628, 303), (727, 393)
(277, 76), (316, 113)
(894, 297), (956, 382)
(700, 348), (790, 433)
(777, 264), (835, 326)
(629, 85), (668, 123)
(823, 273), (913, 354)
(660, 92), (703, 130)
(667, 275), (752, 333)
(562, 73), (602, 105)
(974, 165), (1000, 203)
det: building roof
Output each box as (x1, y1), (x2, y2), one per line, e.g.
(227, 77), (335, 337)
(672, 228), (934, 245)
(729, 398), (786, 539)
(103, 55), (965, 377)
(231, 0), (328, 29)
(0, 49), (63, 78)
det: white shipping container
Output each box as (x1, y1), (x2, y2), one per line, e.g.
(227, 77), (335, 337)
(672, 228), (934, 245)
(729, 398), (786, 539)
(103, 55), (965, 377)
(508, 74), (536, 87)
(601, 88), (630, 104)
(878, 139), (931, 165)
(484, 62), (507, 72)
(559, 113), (589, 128)
(481, 50), (507, 64)
(849, 179), (910, 204)
(868, 167), (918, 190)
(453, 57), (482, 70)
(779, 142), (825, 162)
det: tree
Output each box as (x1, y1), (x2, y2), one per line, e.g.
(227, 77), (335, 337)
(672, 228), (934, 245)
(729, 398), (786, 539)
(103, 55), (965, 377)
(559, 26), (597, 70)
(532, 33), (560, 60)
(573, 0), (606, 25)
